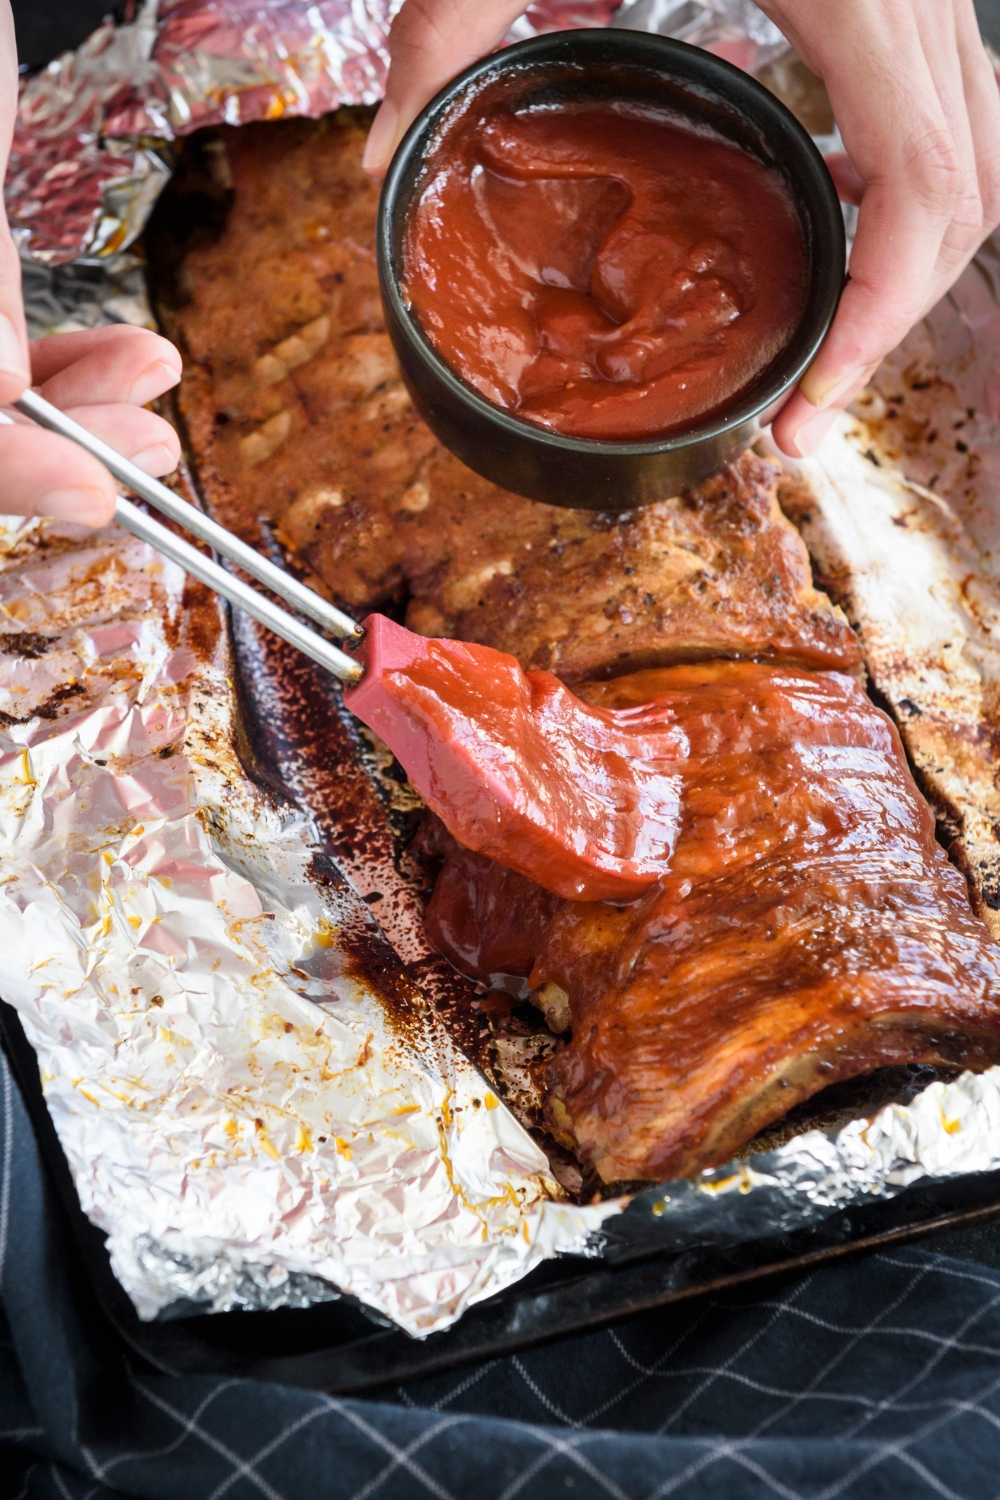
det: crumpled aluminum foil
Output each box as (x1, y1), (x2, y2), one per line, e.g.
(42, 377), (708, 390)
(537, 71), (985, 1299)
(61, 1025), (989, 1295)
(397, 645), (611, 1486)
(0, 513), (616, 1333)
(7, 3), (172, 265)
(12, 3), (1000, 1337)
(612, 0), (787, 72)
(7, 0), (782, 266)
(6, 0), (620, 265)
(20, 254), (156, 341)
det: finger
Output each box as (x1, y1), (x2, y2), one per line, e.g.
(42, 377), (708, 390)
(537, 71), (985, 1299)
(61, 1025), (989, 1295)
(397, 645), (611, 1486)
(824, 151), (866, 208)
(900, 5), (1000, 324)
(776, 4), (992, 458)
(59, 405), (181, 477)
(364, 0), (529, 176)
(28, 325), (181, 386)
(35, 327), (182, 411)
(910, 0), (986, 285)
(771, 384), (872, 459)
(803, 153), (962, 412)
(773, 59), (971, 451)
(3, 401), (180, 476)
(0, 426), (117, 527)
(955, 0), (1000, 236)
(0, 216), (28, 405)
(0, 8), (30, 404)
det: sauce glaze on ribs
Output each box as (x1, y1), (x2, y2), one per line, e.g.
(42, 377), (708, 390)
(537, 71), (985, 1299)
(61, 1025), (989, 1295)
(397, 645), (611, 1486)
(169, 115), (860, 683)
(424, 663), (1000, 1182)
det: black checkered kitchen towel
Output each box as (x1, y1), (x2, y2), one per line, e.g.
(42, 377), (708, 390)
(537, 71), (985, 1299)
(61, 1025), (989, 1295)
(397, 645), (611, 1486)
(1, 1045), (1000, 1500)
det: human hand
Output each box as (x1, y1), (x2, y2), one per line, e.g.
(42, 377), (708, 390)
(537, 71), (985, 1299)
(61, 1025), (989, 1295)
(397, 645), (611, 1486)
(364, 0), (1000, 459)
(0, 2), (181, 526)
(761, 0), (1000, 456)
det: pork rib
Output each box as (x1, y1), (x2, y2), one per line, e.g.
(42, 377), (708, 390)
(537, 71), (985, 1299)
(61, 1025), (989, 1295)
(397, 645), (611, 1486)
(425, 662), (1000, 1181)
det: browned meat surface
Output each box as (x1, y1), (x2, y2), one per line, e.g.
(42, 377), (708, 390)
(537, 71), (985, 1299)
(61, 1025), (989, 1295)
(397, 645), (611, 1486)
(424, 662), (1000, 1182)
(170, 114), (860, 682)
(780, 414), (1000, 943)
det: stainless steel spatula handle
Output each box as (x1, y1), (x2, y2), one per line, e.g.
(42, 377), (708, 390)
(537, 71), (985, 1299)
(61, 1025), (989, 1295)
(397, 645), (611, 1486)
(1, 395), (364, 685)
(15, 389), (361, 644)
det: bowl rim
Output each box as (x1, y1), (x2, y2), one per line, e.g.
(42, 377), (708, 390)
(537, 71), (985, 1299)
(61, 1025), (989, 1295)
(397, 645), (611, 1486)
(377, 28), (846, 460)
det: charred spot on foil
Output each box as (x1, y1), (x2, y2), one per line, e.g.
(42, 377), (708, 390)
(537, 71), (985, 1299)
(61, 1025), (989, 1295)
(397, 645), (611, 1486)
(32, 681), (86, 720)
(339, 924), (429, 1035)
(305, 853), (348, 891)
(0, 632), (56, 659)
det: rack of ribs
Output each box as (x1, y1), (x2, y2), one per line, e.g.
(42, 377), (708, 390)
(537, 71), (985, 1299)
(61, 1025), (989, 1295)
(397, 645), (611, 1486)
(161, 111), (1000, 1184)
(422, 663), (1000, 1182)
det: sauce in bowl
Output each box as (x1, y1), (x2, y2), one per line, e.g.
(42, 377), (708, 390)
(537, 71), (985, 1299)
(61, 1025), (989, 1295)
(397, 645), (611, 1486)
(403, 98), (809, 442)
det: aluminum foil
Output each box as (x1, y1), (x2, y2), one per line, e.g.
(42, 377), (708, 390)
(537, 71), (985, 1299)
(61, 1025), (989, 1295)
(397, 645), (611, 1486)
(20, 254), (156, 340)
(7, 0), (785, 266)
(0, 512), (617, 1332)
(7, 4), (171, 265)
(11, 4), (1000, 1335)
(613, 0), (787, 72)
(6, 0), (621, 266)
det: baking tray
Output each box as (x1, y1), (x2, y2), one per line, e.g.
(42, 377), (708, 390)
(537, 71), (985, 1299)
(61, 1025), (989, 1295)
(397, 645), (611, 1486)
(7, 588), (1000, 1393)
(6, 992), (1000, 1394)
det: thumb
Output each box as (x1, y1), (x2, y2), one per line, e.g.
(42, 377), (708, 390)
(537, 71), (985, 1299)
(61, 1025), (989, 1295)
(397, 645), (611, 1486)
(363, 0), (530, 177)
(0, 3), (29, 404)
(0, 214), (30, 405)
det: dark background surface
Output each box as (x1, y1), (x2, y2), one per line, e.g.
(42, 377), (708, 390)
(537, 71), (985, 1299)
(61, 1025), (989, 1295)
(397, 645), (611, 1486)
(10, 0), (1000, 69)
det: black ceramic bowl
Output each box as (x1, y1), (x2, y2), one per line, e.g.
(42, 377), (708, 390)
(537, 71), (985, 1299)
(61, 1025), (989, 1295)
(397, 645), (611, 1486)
(377, 29), (845, 511)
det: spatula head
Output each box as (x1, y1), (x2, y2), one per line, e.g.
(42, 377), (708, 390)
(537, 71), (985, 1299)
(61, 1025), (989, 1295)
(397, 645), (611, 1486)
(344, 613), (683, 901)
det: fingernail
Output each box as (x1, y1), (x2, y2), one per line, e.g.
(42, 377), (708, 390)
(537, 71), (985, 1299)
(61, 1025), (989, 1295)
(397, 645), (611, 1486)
(131, 442), (178, 477)
(0, 313), (30, 393)
(128, 360), (182, 407)
(363, 101), (400, 177)
(40, 488), (113, 527)
(800, 363), (869, 411)
(785, 406), (839, 459)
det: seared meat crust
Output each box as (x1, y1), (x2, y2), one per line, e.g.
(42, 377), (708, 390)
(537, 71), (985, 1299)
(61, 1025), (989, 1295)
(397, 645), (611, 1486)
(171, 114), (860, 682)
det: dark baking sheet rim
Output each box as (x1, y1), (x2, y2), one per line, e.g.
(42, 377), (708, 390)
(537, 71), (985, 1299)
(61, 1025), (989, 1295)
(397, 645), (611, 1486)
(5, 996), (1000, 1395)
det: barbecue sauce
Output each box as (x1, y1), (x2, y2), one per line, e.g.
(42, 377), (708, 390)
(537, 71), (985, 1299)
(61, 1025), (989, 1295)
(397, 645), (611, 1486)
(419, 662), (1000, 1182)
(404, 100), (808, 440)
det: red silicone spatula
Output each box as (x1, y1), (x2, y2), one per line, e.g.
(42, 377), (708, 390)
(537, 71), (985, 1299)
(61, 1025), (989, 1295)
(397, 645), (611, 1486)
(345, 613), (684, 901)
